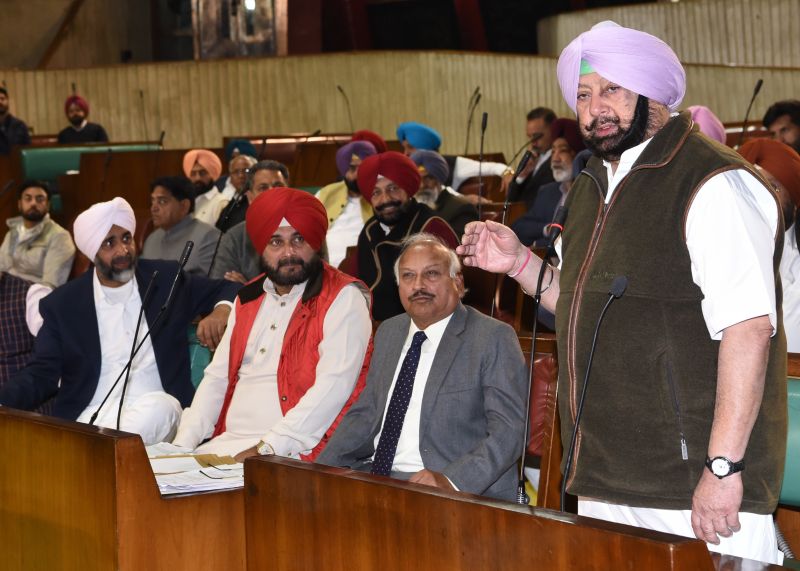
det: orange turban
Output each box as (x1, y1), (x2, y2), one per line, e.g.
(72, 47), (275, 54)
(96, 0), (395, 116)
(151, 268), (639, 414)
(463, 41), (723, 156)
(182, 149), (222, 180)
(357, 151), (421, 201)
(739, 139), (800, 207)
(246, 187), (328, 253)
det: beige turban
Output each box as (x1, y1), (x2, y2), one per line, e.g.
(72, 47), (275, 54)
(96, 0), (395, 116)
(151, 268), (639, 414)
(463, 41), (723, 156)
(73, 197), (136, 259)
(182, 149), (222, 180)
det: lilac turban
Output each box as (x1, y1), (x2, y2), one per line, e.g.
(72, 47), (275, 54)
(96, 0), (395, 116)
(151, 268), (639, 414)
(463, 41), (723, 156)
(688, 105), (727, 145)
(557, 21), (686, 114)
(335, 141), (377, 178)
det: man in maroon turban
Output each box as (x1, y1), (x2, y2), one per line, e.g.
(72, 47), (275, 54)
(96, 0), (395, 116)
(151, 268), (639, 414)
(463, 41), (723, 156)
(355, 151), (459, 321)
(57, 94), (109, 144)
(174, 187), (374, 464)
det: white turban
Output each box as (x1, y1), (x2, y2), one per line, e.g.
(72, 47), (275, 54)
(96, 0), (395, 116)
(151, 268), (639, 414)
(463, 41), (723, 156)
(73, 197), (136, 260)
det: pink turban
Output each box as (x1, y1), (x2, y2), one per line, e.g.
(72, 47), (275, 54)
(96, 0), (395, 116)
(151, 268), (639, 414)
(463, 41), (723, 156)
(557, 21), (686, 114)
(65, 95), (89, 115)
(73, 197), (136, 259)
(246, 188), (328, 253)
(688, 105), (727, 144)
(182, 149), (222, 180)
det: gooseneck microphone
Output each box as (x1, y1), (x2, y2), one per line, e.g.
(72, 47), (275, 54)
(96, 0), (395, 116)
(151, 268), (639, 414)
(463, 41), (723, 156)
(115, 270), (159, 429)
(464, 86), (481, 155)
(516, 206), (567, 505)
(337, 85), (355, 133)
(476, 112), (489, 220)
(559, 275), (628, 512)
(89, 241), (194, 427)
(736, 78), (764, 149)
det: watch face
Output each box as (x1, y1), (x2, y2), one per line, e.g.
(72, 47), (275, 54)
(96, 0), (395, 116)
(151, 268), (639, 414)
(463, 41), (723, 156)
(711, 458), (730, 476)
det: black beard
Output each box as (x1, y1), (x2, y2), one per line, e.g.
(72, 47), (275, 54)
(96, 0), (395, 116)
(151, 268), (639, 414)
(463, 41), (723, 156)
(69, 115), (84, 127)
(193, 179), (215, 194)
(374, 199), (408, 226)
(95, 253), (137, 283)
(345, 178), (360, 194)
(22, 209), (46, 223)
(583, 95), (651, 162)
(262, 254), (322, 287)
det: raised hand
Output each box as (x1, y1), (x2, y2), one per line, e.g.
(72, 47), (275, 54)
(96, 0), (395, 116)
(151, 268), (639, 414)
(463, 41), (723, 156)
(456, 219), (529, 275)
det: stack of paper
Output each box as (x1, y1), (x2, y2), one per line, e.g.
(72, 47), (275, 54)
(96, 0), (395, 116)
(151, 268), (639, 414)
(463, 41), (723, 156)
(146, 443), (244, 496)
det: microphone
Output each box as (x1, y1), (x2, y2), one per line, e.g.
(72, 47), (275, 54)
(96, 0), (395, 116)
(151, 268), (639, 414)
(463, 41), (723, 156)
(515, 206), (568, 505)
(559, 275), (628, 511)
(464, 89), (482, 155)
(258, 136), (267, 160)
(476, 112), (488, 220)
(506, 135), (541, 172)
(336, 85), (355, 133)
(89, 243), (194, 427)
(736, 78), (764, 149)
(157, 130), (166, 148)
(115, 270), (159, 429)
(71, 82), (77, 94)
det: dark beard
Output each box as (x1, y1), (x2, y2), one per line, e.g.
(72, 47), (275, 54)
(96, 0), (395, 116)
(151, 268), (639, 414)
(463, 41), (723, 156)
(583, 95), (651, 162)
(374, 199), (408, 226)
(262, 254), (322, 287)
(95, 253), (137, 283)
(69, 115), (84, 127)
(345, 178), (360, 194)
(193, 179), (215, 194)
(22, 209), (46, 223)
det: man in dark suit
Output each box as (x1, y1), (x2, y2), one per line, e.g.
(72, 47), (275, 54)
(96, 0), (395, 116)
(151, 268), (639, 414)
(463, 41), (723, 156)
(507, 107), (557, 209)
(410, 149), (478, 238)
(0, 197), (238, 444)
(318, 234), (527, 501)
(0, 87), (31, 155)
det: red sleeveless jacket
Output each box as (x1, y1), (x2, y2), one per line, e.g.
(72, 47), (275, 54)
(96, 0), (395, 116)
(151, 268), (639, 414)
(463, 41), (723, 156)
(212, 263), (372, 460)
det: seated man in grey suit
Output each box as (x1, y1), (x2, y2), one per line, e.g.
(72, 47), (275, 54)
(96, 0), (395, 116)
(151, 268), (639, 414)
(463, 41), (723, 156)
(317, 233), (527, 501)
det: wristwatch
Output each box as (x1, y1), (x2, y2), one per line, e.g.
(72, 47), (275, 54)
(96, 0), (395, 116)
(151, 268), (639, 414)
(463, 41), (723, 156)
(705, 456), (745, 479)
(256, 440), (275, 456)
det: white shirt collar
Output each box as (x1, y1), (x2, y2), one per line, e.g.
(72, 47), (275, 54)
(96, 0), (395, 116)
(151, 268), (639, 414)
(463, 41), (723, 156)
(407, 311), (454, 349)
(92, 269), (137, 307)
(262, 277), (308, 299)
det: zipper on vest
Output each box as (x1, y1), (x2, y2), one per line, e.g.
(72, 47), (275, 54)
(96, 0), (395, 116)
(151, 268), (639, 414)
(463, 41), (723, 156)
(665, 359), (689, 461)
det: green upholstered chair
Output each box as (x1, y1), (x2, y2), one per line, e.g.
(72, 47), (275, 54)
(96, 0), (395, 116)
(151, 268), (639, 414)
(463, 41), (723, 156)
(781, 378), (800, 506)
(188, 325), (211, 389)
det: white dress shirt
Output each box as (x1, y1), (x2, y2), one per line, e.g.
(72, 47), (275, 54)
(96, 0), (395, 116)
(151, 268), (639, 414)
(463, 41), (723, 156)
(193, 187), (229, 226)
(372, 313), (453, 473)
(780, 224), (800, 352)
(322, 195), (365, 268)
(173, 277), (372, 458)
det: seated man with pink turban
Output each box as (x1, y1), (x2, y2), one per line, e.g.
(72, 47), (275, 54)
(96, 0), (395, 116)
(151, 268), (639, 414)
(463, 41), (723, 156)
(458, 21), (785, 564)
(183, 149), (229, 226)
(173, 188), (373, 461)
(0, 197), (238, 444)
(57, 94), (109, 144)
(316, 140), (377, 267)
(355, 151), (458, 321)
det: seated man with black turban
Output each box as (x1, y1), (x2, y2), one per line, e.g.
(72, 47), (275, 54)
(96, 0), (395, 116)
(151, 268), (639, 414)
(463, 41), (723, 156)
(173, 188), (373, 462)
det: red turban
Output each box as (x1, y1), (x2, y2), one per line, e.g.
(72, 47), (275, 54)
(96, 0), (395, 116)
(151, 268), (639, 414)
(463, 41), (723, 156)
(550, 118), (586, 152)
(65, 95), (89, 115)
(357, 151), (421, 201)
(352, 130), (388, 153)
(739, 139), (800, 207)
(182, 149), (222, 180)
(246, 187), (328, 253)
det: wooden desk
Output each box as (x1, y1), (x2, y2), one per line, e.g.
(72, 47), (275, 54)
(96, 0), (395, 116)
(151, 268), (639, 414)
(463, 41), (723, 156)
(0, 409), (245, 570)
(243, 456), (758, 570)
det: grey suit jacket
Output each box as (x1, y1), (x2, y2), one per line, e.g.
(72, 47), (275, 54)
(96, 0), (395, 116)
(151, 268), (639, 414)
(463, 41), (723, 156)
(317, 303), (527, 501)
(208, 221), (261, 281)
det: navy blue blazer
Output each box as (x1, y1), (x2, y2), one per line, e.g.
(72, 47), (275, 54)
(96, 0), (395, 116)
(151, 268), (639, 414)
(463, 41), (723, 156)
(510, 181), (563, 247)
(0, 259), (239, 420)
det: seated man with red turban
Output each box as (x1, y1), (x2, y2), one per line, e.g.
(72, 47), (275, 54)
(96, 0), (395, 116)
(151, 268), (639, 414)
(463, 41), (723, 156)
(173, 188), (373, 461)
(183, 149), (229, 226)
(57, 95), (109, 144)
(355, 151), (459, 321)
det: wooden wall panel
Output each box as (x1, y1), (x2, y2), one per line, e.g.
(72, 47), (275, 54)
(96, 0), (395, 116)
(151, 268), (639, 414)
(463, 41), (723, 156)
(1, 51), (798, 164)
(537, 0), (800, 68)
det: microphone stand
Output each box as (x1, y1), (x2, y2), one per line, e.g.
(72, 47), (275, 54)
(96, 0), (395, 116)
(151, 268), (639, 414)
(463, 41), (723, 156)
(115, 271), (159, 429)
(476, 112), (488, 220)
(515, 206), (567, 505)
(736, 78), (764, 149)
(337, 85), (355, 133)
(89, 242), (194, 427)
(463, 87), (481, 155)
(560, 275), (628, 511)
(208, 192), (245, 276)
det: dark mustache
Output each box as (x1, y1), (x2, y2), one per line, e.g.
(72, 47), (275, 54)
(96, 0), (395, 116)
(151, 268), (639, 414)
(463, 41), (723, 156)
(277, 256), (304, 268)
(111, 254), (133, 265)
(586, 116), (620, 132)
(409, 291), (434, 301)
(376, 200), (402, 212)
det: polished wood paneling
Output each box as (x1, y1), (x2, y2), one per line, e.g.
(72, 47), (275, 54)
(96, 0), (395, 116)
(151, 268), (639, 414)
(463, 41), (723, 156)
(537, 0), (800, 68)
(3, 52), (798, 165)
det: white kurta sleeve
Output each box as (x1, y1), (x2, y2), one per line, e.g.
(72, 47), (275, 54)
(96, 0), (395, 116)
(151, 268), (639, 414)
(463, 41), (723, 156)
(261, 284), (372, 457)
(172, 303), (239, 449)
(685, 169), (778, 340)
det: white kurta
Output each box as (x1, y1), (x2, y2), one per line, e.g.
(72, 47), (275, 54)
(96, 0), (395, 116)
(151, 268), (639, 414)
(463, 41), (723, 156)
(193, 188), (229, 227)
(173, 277), (372, 458)
(780, 225), (800, 352)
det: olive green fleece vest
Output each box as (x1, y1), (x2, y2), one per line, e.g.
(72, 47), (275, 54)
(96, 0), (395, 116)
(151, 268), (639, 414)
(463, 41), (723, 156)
(555, 112), (788, 512)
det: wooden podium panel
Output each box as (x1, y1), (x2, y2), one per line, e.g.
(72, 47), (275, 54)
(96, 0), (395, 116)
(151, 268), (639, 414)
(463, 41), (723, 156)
(0, 408), (244, 571)
(244, 457), (722, 571)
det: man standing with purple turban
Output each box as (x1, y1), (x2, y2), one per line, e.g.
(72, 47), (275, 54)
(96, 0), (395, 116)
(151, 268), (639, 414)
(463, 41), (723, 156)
(459, 21), (785, 564)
